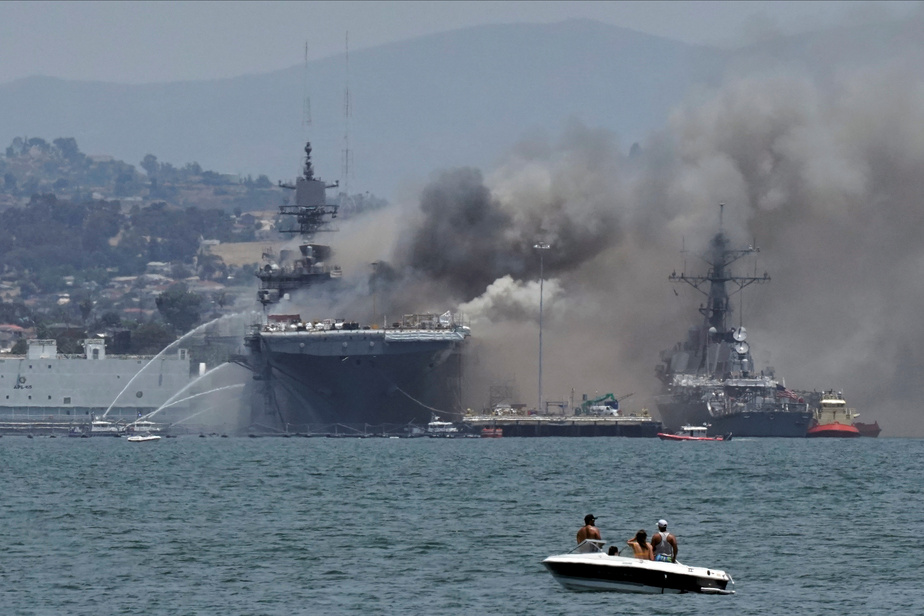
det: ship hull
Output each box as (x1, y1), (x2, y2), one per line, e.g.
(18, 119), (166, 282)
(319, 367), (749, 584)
(707, 410), (813, 438)
(653, 398), (712, 433)
(244, 328), (466, 431)
(806, 422), (861, 438)
(657, 392), (814, 438)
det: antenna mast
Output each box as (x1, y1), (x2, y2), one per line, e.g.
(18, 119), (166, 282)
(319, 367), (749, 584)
(341, 31), (353, 213)
(302, 41), (312, 129)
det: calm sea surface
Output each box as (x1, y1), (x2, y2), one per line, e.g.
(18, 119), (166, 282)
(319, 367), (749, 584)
(1, 436), (921, 615)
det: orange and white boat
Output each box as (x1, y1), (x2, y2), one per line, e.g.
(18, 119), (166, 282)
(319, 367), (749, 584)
(806, 391), (860, 438)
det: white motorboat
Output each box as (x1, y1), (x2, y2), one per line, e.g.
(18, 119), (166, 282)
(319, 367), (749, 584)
(126, 434), (161, 443)
(127, 420), (162, 434)
(542, 540), (734, 594)
(89, 418), (124, 437)
(426, 416), (459, 437)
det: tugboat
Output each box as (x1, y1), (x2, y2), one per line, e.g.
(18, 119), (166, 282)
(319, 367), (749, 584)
(654, 206), (813, 437)
(806, 391), (860, 438)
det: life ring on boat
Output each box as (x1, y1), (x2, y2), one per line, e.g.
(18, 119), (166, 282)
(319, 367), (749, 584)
(18, 376), (26, 384)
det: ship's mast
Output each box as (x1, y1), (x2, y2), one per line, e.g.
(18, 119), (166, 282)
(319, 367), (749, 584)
(277, 140), (339, 237)
(302, 40), (312, 130)
(303, 141), (314, 181)
(669, 204), (770, 333)
(340, 30), (353, 214)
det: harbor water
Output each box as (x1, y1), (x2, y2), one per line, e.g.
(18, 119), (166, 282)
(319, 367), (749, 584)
(1, 436), (921, 615)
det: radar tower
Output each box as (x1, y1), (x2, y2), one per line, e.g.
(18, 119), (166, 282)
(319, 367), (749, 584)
(668, 204), (770, 333)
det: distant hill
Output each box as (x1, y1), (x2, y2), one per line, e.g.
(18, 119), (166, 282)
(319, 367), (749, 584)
(0, 17), (920, 199)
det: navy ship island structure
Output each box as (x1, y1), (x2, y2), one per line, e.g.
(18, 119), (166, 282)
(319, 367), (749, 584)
(241, 142), (470, 434)
(655, 207), (813, 437)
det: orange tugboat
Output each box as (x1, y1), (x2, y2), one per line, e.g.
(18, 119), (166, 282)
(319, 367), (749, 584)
(806, 391), (860, 438)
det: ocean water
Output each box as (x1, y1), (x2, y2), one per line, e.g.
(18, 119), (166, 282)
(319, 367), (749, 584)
(1, 435), (921, 615)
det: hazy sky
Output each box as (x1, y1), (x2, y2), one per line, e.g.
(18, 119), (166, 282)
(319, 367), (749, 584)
(0, 1), (917, 84)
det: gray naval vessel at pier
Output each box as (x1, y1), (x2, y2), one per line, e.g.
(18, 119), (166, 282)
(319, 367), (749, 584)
(655, 207), (813, 437)
(240, 142), (470, 434)
(0, 338), (191, 434)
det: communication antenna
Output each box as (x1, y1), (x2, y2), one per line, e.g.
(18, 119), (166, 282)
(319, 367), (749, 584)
(341, 31), (353, 212)
(302, 41), (312, 128)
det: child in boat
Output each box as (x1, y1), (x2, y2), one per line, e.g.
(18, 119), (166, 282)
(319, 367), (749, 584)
(627, 529), (653, 560)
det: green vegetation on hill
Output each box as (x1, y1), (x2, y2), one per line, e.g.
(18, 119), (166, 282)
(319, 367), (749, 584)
(0, 136), (283, 211)
(0, 193), (249, 289)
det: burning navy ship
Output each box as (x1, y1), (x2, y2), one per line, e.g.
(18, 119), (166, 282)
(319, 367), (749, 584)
(241, 142), (470, 433)
(654, 206), (813, 437)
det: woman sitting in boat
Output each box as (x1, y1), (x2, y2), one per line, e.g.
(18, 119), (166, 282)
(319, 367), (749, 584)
(626, 529), (653, 560)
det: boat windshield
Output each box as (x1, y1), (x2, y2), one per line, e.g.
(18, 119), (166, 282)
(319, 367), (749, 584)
(570, 539), (606, 554)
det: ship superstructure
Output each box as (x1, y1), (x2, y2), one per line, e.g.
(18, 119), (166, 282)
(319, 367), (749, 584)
(241, 142), (470, 433)
(257, 141), (342, 306)
(655, 207), (813, 437)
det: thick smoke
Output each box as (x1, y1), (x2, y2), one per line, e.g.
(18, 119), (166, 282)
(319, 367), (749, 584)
(286, 17), (924, 435)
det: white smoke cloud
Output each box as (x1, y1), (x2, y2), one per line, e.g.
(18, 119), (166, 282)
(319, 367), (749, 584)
(458, 275), (566, 325)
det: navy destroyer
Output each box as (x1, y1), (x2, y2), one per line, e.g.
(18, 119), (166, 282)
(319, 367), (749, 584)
(241, 142), (470, 433)
(655, 207), (813, 437)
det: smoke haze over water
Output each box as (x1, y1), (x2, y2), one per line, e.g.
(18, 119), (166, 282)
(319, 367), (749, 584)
(286, 19), (924, 436)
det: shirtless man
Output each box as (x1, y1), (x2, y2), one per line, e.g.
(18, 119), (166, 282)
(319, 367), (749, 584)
(650, 519), (678, 562)
(575, 514), (602, 544)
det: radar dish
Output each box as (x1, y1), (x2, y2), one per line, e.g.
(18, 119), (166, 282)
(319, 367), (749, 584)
(733, 327), (747, 342)
(734, 341), (750, 355)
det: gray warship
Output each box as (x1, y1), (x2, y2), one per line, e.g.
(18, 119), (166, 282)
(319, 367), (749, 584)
(240, 142), (470, 433)
(0, 338), (191, 434)
(654, 207), (813, 437)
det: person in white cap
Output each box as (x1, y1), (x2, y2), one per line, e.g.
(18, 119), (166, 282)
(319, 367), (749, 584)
(651, 519), (678, 562)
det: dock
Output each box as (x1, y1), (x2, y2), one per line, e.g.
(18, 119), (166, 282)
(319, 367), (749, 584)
(461, 414), (662, 437)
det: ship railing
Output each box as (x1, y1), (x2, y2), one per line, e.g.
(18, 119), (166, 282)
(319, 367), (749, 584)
(385, 330), (467, 342)
(709, 399), (809, 417)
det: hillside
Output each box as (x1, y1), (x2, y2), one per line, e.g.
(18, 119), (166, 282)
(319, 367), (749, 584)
(0, 20), (725, 199)
(3, 18), (921, 200)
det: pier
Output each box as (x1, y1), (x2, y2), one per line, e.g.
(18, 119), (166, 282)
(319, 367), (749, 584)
(461, 414), (662, 437)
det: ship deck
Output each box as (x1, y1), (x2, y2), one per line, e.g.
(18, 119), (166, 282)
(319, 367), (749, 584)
(257, 327), (467, 342)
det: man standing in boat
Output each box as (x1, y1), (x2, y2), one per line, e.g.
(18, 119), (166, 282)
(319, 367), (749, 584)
(651, 519), (678, 562)
(576, 514), (602, 543)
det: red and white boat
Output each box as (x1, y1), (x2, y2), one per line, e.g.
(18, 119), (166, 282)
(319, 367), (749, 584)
(658, 425), (731, 441)
(806, 391), (860, 438)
